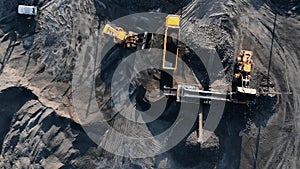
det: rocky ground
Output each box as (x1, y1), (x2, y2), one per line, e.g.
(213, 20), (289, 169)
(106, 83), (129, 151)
(0, 0), (299, 168)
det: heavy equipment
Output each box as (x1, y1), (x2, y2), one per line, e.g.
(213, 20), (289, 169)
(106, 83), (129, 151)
(162, 15), (181, 70)
(234, 50), (257, 95)
(102, 24), (141, 49)
(100, 14), (288, 145)
(102, 14), (181, 61)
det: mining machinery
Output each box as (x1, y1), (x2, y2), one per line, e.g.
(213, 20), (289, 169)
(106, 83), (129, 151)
(102, 24), (142, 49)
(162, 15), (181, 70)
(102, 23), (156, 50)
(102, 17), (266, 144)
(234, 50), (256, 95)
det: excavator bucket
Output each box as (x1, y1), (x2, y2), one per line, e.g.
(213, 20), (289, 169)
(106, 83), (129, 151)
(163, 15), (181, 70)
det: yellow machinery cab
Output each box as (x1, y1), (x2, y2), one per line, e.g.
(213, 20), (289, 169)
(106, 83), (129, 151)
(243, 63), (252, 72)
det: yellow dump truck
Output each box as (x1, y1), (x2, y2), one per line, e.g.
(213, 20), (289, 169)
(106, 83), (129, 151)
(162, 15), (181, 70)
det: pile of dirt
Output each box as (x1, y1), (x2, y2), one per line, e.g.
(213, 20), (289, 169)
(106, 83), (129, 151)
(0, 87), (100, 168)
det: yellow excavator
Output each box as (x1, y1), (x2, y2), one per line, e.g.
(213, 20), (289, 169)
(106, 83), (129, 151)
(102, 14), (181, 60)
(102, 24), (141, 49)
(234, 50), (257, 95)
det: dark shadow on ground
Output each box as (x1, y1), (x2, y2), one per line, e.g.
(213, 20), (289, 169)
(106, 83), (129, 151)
(214, 94), (277, 168)
(97, 34), (211, 92)
(93, 0), (192, 21)
(181, 46), (211, 90)
(250, 0), (265, 10)
(149, 101), (220, 168)
(214, 102), (248, 168)
(0, 87), (38, 154)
